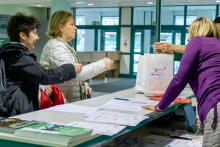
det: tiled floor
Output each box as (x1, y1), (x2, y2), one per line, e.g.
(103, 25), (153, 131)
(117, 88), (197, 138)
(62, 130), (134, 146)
(88, 77), (126, 98)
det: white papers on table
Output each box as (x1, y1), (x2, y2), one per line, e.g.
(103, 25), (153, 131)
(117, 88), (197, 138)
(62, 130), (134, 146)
(85, 111), (148, 126)
(45, 104), (102, 114)
(167, 139), (202, 147)
(67, 121), (126, 136)
(145, 135), (202, 147)
(99, 98), (153, 112)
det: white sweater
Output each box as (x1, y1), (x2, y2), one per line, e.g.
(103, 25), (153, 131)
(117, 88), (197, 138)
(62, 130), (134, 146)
(40, 38), (106, 102)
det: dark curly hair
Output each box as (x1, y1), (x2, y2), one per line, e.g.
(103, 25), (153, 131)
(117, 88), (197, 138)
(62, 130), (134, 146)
(214, 17), (220, 24)
(7, 12), (41, 42)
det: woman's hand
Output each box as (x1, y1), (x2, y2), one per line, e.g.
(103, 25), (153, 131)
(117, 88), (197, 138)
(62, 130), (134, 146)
(45, 85), (53, 97)
(102, 58), (114, 70)
(141, 105), (156, 111)
(86, 85), (92, 95)
(153, 45), (163, 54)
(195, 120), (201, 125)
(154, 42), (174, 53)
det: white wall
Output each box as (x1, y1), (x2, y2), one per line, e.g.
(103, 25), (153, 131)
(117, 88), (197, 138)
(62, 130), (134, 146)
(0, 5), (47, 20)
(120, 7), (132, 75)
(121, 8), (131, 25)
(161, 11), (174, 25)
(197, 10), (215, 20)
(134, 10), (186, 25)
(134, 11), (144, 25)
(100, 12), (119, 17)
(120, 55), (130, 74)
(120, 27), (131, 53)
(145, 11), (152, 25)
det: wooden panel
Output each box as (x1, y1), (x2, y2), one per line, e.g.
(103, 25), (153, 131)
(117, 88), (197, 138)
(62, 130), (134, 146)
(111, 61), (119, 69)
(75, 51), (120, 78)
(91, 52), (106, 62)
(106, 51), (121, 61)
(77, 52), (92, 62)
(93, 72), (105, 79)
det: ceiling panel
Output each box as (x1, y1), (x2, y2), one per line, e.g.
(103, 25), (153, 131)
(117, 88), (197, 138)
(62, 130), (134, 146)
(0, 0), (219, 8)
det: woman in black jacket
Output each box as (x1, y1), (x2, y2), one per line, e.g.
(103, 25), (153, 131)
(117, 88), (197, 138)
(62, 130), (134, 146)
(0, 12), (82, 116)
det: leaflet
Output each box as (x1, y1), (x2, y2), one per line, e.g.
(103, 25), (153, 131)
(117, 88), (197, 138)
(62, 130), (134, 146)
(85, 111), (148, 126)
(45, 104), (102, 114)
(99, 98), (152, 112)
(67, 121), (126, 136)
(145, 135), (202, 147)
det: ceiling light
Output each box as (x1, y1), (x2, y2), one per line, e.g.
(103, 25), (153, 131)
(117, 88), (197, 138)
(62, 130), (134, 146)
(88, 3), (93, 5)
(76, 2), (85, 4)
(37, 5), (42, 7)
(147, 2), (153, 4)
(216, 0), (220, 2)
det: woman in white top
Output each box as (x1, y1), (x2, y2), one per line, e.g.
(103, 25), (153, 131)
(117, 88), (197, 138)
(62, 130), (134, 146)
(40, 11), (114, 103)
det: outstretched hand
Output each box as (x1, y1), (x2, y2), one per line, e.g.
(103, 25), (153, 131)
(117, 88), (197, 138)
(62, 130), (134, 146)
(141, 105), (156, 112)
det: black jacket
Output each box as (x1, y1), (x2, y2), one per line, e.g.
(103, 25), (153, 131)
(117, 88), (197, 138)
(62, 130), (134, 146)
(0, 43), (76, 116)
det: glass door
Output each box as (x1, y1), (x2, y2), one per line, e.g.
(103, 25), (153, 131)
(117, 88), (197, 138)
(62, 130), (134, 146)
(161, 29), (182, 75)
(98, 29), (118, 51)
(132, 28), (155, 75)
(132, 27), (184, 77)
(76, 29), (95, 52)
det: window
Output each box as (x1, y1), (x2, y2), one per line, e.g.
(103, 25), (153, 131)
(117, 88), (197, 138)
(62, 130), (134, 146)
(187, 6), (216, 25)
(174, 15), (197, 25)
(174, 16), (184, 25)
(102, 17), (119, 25)
(76, 8), (119, 25)
(133, 6), (184, 25)
(98, 29), (117, 51)
(186, 16), (197, 25)
(162, 6), (184, 25)
(75, 16), (85, 25)
(134, 32), (141, 53)
(76, 29), (95, 52)
(133, 7), (156, 25)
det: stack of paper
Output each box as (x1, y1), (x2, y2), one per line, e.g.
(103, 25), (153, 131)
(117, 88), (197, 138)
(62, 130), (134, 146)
(167, 139), (202, 147)
(67, 121), (126, 136)
(85, 111), (148, 126)
(145, 135), (202, 147)
(99, 98), (152, 112)
(14, 123), (92, 145)
(0, 118), (39, 134)
(45, 104), (102, 114)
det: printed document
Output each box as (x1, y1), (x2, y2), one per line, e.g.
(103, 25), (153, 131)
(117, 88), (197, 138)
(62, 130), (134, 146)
(85, 111), (148, 126)
(99, 98), (153, 112)
(145, 135), (202, 147)
(67, 121), (126, 136)
(45, 104), (102, 114)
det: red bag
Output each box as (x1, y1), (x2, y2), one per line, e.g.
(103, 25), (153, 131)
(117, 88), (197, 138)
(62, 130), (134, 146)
(40, 85), (64, 109)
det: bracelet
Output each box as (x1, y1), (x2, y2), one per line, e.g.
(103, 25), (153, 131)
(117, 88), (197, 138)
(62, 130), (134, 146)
(154, 104), (163, 113)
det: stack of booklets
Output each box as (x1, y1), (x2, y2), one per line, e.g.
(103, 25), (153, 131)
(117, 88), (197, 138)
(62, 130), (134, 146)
(0, 118), (39, 134)
(14, 122), (93, 144)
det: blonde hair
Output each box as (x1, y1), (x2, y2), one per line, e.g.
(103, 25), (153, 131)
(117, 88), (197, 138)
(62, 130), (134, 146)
(46, 10), (72, 38)
(188, 17), (220, 40)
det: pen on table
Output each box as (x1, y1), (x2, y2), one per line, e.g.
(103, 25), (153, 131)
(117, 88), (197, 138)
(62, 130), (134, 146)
(114, 98), (149, 104)
(115, 98), (129, 101)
